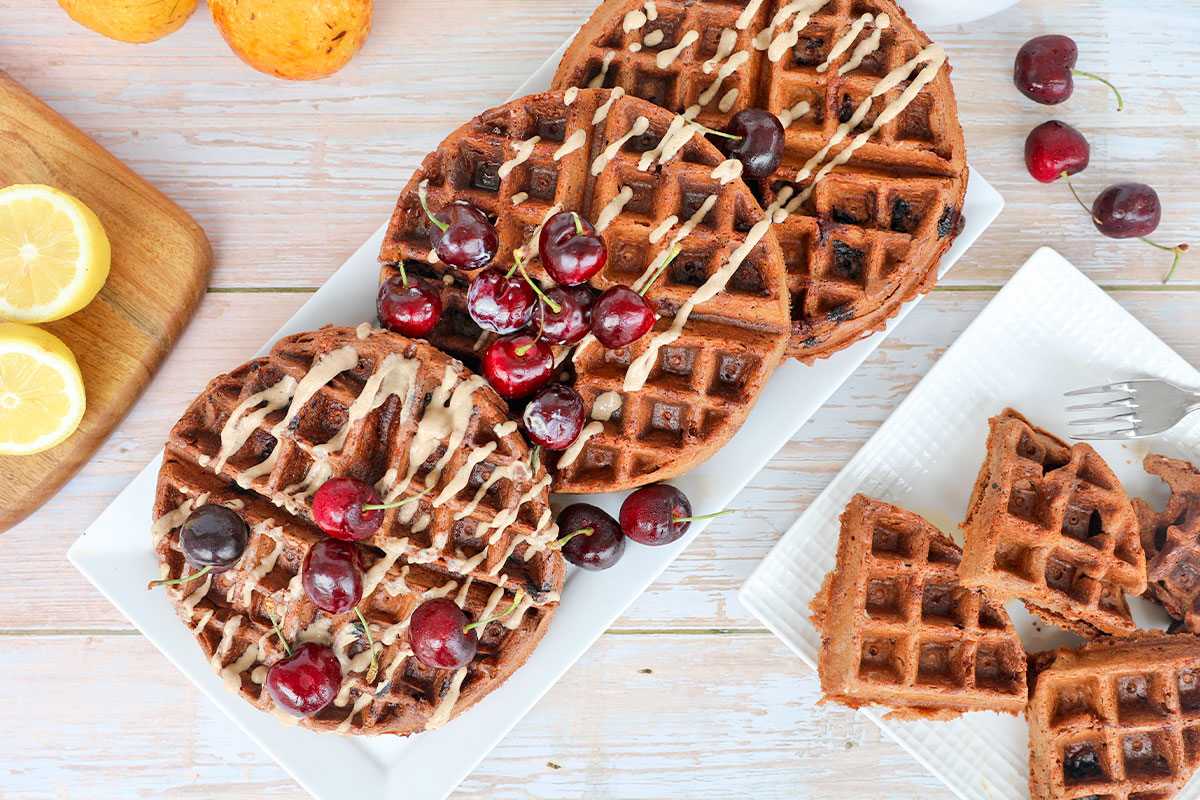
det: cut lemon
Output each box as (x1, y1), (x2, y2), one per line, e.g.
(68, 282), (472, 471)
(0, 323), (86, 455)
(0, 184), (111, 323)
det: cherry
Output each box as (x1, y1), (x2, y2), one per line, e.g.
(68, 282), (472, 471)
(619, 483), (733, 547)
(148, 504), (250, 589)
(553, 503), (624, 571)
(467, 268), (536, 334)
(302, 539), (364, 615)
(377, 266), (443, 338)
(481, 333), (554, 399)
(266, 642), (343, 718)
(715, 109), (785, 180)
(1024, 120), (1089, 184)
(1014, 35), (1122, 110)
(409, 593), (525, 670)
(311, 477), (427, 541)
(1091, 183), (1161, 239)
(420, 193), (499, 271)
(592, 245), (680, 349)
(539, 211), (608, 286)
(523, 384), (586, 450)
(536, 285), (593, 346)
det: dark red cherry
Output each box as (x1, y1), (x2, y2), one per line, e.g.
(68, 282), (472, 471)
(1091, 183), (1162, 239)
(719, 109), (785, 180)
(539, 211), (608, 286)
(312, 477), (384, 542)
(555, 503), (625, 571)
(536, 285), (594, 346)
(467, 268), (536, 334)
(266, 642), (343, 717)
(523, 384), (586, 450)
(481, 333), (554, 399)
(377, 270), (443, 338)
(302, 539), (364, 615)
(1024, 121), (1089, 183)
(426, 201), (499, 271)
(620, 483), (693, 546)
(1014, 35), (1122, 109)
(592, 286), (655, 349)
(179, 504), (250, 572)
(409, 598), (477, 670)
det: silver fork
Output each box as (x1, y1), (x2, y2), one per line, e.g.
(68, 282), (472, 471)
(1064, 379), (1200, 440)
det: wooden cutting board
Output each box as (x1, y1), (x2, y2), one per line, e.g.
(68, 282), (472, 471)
(0, 69), (211, 533)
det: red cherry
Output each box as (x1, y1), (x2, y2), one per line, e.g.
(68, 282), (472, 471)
(377, 270), (442, 338)
(1091, 183), (1162, 239)
(302, 539), (365, 615)
(467, 268), (536, 334)
(266, 642), (343, 717)
(1024, 120), (1089, 184)
(719, 109), (785, 180)
(311, 477), (383, 541)
(592, 286), (655, 349)
(482, 333), (554, 399)
(620, 483), (694, 546)
(522, 384), (586, 450)
(538, 211), (608, 286)
(554, 503), (625, 571)
(1014, 35), (1122, 110)
(423, 198), (499, 271)
(536, 285), (594, 346)
(409, 598), (478, 670)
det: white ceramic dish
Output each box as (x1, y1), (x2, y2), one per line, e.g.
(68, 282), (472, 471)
(68, 39), (1003, 800)
(739, 247), (1200, 800)
(902, 0), (1022, 28)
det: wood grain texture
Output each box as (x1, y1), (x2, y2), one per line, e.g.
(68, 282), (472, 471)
(0, 0), (1197, 798)
(0, 69), (211, 533)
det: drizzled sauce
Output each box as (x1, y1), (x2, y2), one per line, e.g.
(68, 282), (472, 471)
(498, 136), (541, 180)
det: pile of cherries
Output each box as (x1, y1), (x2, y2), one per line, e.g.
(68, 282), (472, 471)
(1016, 35), (1187, 280)
(553, 482), (731, 572)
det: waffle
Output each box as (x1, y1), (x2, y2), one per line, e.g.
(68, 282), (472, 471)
(958, 409), (1147, 638)
(552, 0), (968, 364)
(809, 494), (1026, 718)
(152, 325), (565, 736)
(378, 88), (791, 494)
(1027, 632), (1200, 800)
(1136, 454), (1200, 633)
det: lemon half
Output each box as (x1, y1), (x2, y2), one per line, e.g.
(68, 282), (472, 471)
(0, 323), (86, 455)
(0, 184), (111, 323)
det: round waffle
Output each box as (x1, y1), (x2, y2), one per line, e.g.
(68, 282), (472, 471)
(378, 88), (791, 495)
(152, 325), (564, 736)
(552, 0), (968, 363)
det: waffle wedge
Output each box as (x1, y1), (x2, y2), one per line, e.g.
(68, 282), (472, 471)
(810, 493), (1027, 718)
(959, 409), (1146, 638)
(1137, 454), (1200, 633)
(1027, 633), (1200, 800)
(552, 0), (968, 364)
(152, 325), (564, 736)
(378, 88), (791, 494)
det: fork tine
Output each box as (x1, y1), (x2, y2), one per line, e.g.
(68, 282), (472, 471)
(1070, 428), (1140, 441)
(1065, 398), (1135, 413)
(1068, 413), (1137, 427)
(1064, 382), (1135, 397)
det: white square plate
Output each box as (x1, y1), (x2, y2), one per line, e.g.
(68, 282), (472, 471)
(67, 42), (1002, 800)
(738, 247), (1200, 800)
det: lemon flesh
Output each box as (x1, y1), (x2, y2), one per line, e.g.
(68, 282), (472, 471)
(0, 323), (86, 455)
(0, 184), (111, 323)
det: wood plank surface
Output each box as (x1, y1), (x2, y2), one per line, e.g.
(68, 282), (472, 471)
(0, 0), (1197, 798)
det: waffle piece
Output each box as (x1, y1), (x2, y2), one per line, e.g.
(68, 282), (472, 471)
(378, 88), (791, 494)
(959, 409), (1147, 638)
(1027, 632), (1200, 800)
(1137, 455), (1200, 632)
(153, 325), (564, 736)
(552, 0), (968, 364)
(809, 493), (1027, 718)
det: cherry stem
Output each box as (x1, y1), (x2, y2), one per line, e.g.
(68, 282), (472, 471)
(419, 188), (449, 232)
(687, 119), (742, 141)
(398, 262), (409, 290)
(1147, 239), (1190, 284)
(519, 265), (562, 314)
(638, 245), (682, 297)
(552, 527), (594, 549)
(572, 212), (585, 236)
(147, 563), (213, 590)
(265, 599), (292, 658)
(673, 509), (735, 523)
(354, 606), (379, 683)
(1070, 69), (1123, 111)
(361, 486), (432, 512)
(463, 590), (525, 633)
(1060, 172), (1101, 225)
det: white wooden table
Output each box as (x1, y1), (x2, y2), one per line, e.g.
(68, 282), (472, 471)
(1, 1), (1197, 797)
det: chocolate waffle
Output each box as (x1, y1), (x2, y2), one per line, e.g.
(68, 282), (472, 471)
(378, 88), (791, 494)
(810, 494), (1026, 718)
(152, 325), (564, 735)
(1137, 454), (1200, 632)
(552, 0), (968, 364)
(1027, 632), (1200, 800)
(959, 409), (1146, 638)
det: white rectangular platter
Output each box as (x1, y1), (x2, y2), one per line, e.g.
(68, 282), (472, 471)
(739, 246), (1200, 800)
(67, 42), (1003, 800)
